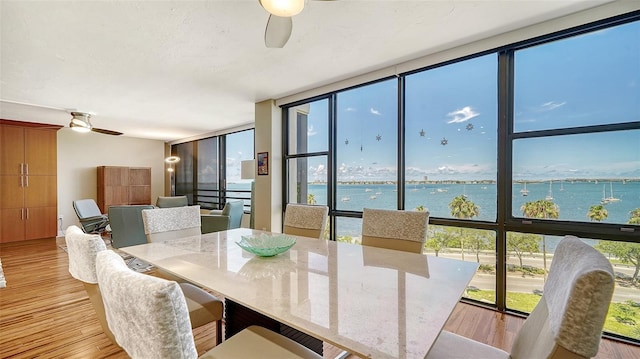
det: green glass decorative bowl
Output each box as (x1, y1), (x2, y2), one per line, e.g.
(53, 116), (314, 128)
(236, 233), (297, 257)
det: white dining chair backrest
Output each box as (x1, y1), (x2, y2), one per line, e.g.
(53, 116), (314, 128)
(510, 235), (614, 358)
(283, 203), (329, 239)
(361, 208), (429, 254)
(142, 205), (201, 242)
(96, 250), (197, 358)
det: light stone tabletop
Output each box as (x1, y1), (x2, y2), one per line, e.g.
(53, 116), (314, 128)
(121, 228), (479, 359)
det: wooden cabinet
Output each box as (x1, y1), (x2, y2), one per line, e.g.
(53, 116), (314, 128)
(97, 166), (151, 213)
(129, 167), (151, 205)
(0, 122), (59, 243)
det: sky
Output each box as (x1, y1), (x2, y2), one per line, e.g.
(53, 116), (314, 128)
(300, 20), (639, 182)
(223, 129), (254, 183)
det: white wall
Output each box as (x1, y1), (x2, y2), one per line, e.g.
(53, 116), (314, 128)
(254, 100), (283, 232)
(57, 128), (165, 234)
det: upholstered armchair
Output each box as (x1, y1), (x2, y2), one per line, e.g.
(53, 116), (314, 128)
(155, 195), (188, 208)
(72, 199), (110, 234)
(201, 200), (244, 234)
(108, 205), (154, 249)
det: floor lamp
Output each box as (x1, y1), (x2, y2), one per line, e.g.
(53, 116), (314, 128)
(241, 160), (255, 229)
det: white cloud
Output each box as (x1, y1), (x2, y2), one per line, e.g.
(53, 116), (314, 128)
(310, 164), (325, 174)
(345, 107), (356, 112)
(538, 101), (566, 111)
(370, 108), (382, 116)
(446, 106), (479, 124)
(307, 125), (317, 136)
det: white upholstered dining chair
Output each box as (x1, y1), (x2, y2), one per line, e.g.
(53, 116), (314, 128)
(142, 205), (202, 242)
(283, 203), (329, 239)
(65, 224), (225, 346)
(426, 235), (615, 359)
(361, 208), (429, 253)
(65, 225), (118, 346)
(95, 250), (322, 359)
(140, 205), (226, 343)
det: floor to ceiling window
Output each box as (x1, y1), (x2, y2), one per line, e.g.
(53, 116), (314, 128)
(286, 99), (330, 208)
(225, 130), (257, 211)
(505, 18), (640, 341)
(283, 12), (640, 342)
(334, 79), (398, 242)
(172, 128), (254, 211)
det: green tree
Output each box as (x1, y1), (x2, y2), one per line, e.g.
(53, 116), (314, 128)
(507, 232), (540, 275)
(415, 205), (426, 212)
(596, 241), (640, 283)
(521, 199), (559, 281)
(596, 209), (640, 283)
(337, 235), (357, 244)
(629, 208), (640, 225)
(448, 195), (479, 261)
(587, 204), (608, 222)
(425, 226), (455, 257)
(466, 228), (491, 263)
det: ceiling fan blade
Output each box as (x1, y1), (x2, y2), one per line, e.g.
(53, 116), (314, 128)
(265, 15), (292, 48)
(91, 127), (123, 136)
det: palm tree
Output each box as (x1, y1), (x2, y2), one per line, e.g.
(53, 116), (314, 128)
(307, 193), (316, 205)
(629, 208), (640, 225)
(587, 204), (608, 222)
(449, 195), (479, 261)
(521, 199), (559, 281)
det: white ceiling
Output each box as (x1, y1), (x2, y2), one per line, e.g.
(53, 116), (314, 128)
(0, 0), (616, 142)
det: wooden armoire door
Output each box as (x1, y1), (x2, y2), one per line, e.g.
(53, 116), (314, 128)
(0, 122), (59, 242)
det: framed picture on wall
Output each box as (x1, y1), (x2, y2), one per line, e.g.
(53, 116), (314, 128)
(257, 152), (268, 175)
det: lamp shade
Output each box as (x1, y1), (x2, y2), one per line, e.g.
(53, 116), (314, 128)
(241, 160), (255, 180)
(259, 0), (304, 17)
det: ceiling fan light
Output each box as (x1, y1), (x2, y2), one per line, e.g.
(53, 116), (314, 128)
(69, 112), (92, 133)
(260, 0), (304, 17)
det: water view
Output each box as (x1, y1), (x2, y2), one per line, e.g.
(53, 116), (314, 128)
(304, 180), (640, 238)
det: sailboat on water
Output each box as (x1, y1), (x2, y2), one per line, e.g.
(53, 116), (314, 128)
(520, 182), (529, 196)
(545, 180), (553, 201)
(601, 182), (621, 204)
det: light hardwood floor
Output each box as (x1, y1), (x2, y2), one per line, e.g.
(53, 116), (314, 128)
(0, 238), (638, 358)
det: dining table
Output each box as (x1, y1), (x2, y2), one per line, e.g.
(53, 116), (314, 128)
(119, 228), (479, 359)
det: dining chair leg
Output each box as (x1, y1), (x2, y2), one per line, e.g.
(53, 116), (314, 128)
(216, 319), (223, 345)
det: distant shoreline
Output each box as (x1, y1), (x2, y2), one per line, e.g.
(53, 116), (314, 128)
(307, 178), (639, 185)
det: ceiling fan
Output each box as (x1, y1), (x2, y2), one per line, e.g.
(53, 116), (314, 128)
(259, 0), (335, 48)
(68, 111), (123, 136)
(0, 100), (123, 135)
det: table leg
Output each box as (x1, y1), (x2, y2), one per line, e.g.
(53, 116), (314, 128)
(224, 298), (323, 356)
